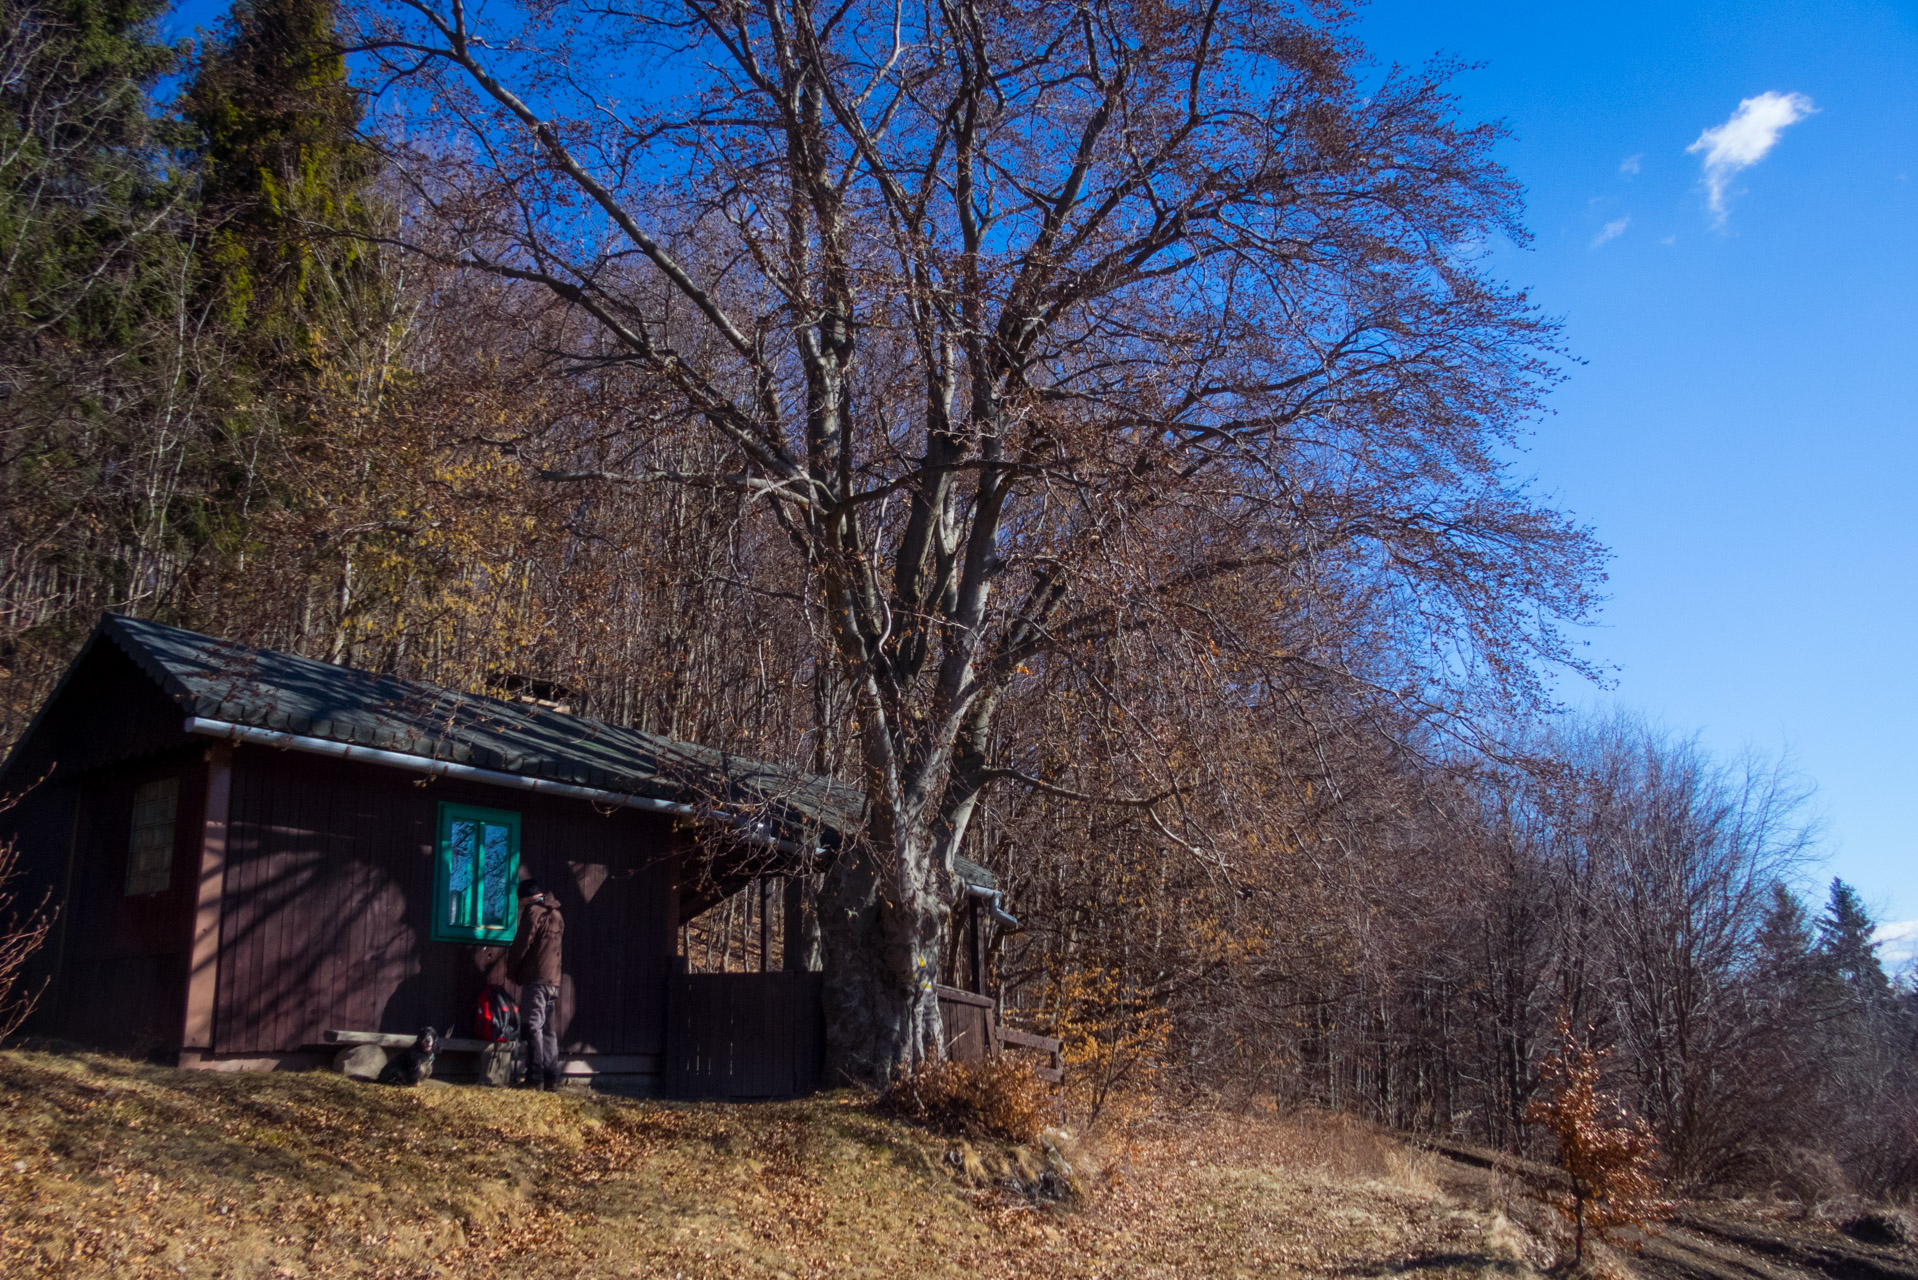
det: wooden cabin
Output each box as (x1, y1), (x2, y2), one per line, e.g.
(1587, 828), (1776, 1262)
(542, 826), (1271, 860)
(0, 615), (1024, 1095)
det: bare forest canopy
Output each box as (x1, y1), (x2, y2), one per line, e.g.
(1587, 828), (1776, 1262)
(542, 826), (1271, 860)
(1, 0), (1912, 1198)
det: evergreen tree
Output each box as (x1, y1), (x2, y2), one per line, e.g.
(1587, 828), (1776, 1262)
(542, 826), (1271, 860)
(181, 0), (380, 348)
(0, 0), (186, 353)
(0, 0), (393, 738)
(1817, 878), (1892, 1007)
(1757, 883), (1813, 983)
(0, 0), (210, 731)
(175, 0), (411, 648)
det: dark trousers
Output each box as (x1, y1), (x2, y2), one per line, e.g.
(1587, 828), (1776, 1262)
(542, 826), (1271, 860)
(523, 982), (560, 1082)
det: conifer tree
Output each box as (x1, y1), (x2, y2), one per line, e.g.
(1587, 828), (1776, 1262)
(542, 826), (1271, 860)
(1, 0), (186, 356)
(1817, 879), (1892, 1007)
(1756, 883), (1814, 992)
(176, 0), (419, 657)
(0, 0), (208, 733)
(181, 0), (381, 350)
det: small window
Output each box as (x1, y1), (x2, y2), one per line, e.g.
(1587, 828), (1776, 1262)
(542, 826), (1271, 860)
(125, 777), (179, 896)
(432, 803), (521, 943)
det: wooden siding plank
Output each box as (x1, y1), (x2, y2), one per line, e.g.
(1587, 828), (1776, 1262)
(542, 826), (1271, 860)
(211, 763), (245, 1053)
(294, 764), (333, 1048)
(387, 792), (429, 1034)
(355, 764), (412, 1038)
(239, 754), (276, 1054)
(254, 750), (296, 1051)
(310, 764), (348, 1047)
(292, 762), (330, 1045)
(326, 766), (361, 1033)
(235, 753), (271, 1052)
(223, 757), (264, 1052)
(356, 772), (404, 1034)
(260, 761), (292, 1053)
(236, 756), (267, 1051)
(265, 760), (306, 1052)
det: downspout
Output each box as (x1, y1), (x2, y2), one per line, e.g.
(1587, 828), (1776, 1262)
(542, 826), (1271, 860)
(965, 881), (1020, 929)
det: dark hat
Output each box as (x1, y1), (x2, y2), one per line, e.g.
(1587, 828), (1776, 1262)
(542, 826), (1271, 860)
(516, 877), (544, 899)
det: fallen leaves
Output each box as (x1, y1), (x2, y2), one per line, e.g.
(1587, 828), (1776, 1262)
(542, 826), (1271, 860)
(1, 1050), (1544, 1280)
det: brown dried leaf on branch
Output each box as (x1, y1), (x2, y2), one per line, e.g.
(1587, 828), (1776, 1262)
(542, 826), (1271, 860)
(1525, 1013), (1672, 1264)
(877, 1057), (1052, 1145)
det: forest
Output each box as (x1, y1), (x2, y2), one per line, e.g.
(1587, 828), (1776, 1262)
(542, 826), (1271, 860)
(1, 0), (1912, 1204)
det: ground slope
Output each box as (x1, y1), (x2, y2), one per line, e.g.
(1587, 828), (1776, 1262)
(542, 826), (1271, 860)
(1, 1051), (1537, 1280)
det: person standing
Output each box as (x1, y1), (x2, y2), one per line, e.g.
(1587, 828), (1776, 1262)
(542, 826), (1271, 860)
(506, 877), (564, 1090)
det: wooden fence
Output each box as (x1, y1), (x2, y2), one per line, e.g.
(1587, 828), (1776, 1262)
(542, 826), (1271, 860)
(936, 986), (995, 1063)
(996, 1026), (1065, 1084)
(663, 975), (1062, 1100)
(933, 984), (1064, 1083)
(664, 971), (824, 1099)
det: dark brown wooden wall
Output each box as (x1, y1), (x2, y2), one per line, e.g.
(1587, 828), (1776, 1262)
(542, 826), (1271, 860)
(0, 775), (80, 1031)
(1, 635), (206, 1053)
(3, 637), (193, 789)
(211, 749), (677, 1057)
(23, 752), (209, 1055)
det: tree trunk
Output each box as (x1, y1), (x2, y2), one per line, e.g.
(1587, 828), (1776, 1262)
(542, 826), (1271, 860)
(817, 831), (948, 1085)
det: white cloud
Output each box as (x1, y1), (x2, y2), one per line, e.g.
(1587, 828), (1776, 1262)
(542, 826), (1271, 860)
(1688, 91), (1816, 222)
(1590, 216), (1631, 249)
(1879, 921), (1918, 978)
(1620, 153), (1643, 176)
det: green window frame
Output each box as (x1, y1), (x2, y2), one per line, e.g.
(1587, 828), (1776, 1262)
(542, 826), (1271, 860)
(432, 803), (521, 944)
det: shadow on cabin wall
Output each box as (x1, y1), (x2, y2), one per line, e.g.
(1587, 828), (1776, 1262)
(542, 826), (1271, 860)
(199, 748), (675, 1059)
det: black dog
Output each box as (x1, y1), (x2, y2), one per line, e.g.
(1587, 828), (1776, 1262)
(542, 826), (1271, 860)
(376, 1026), (446, 1086)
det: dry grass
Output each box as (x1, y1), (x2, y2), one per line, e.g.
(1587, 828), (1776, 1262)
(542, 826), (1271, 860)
(1, 1050), (1548, 1279)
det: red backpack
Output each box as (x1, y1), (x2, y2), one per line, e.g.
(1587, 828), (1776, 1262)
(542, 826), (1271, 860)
(475, 984), (520, 1043)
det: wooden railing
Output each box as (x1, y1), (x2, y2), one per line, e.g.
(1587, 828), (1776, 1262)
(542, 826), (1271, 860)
(996, 1025), (1065, 1084)
(933, 985), (1064, 1083)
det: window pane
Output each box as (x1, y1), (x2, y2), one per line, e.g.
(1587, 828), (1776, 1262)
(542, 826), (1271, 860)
(434, 805), (520, 942)
(480, 823), (512, 926)
(446, 819), (477, 927)
(125, 777), (179, 896)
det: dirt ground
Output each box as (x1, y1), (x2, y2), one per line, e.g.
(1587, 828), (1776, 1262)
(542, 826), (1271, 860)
(2, 1050), (1913, 1280)
(1417, 1135), (1918, 1280)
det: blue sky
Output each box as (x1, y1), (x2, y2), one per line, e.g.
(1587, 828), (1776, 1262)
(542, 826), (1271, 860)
(1353, 0), (1918, 955)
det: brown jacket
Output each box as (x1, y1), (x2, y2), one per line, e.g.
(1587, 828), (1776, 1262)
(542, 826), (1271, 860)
(506, 897), (564, 987)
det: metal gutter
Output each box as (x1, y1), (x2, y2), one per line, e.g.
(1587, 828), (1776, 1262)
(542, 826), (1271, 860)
(966, 881), (1021, 929)
(182, 717), (813, 855)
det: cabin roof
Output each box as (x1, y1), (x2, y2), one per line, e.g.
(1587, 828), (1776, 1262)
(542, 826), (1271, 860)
(56, 614), (995, 889)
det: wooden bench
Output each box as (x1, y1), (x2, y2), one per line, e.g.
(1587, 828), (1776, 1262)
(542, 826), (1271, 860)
(321, 1029), (493, 1053)
(323, 1029), (522, 1086)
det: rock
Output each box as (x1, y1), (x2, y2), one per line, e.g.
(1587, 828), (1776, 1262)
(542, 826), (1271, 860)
(1841, 1209), (1916, 1247)
(334, 1044), (389, 1080)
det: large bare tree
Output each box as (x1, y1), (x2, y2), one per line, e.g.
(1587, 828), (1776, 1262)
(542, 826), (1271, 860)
(358, 0), (1602, 1082)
